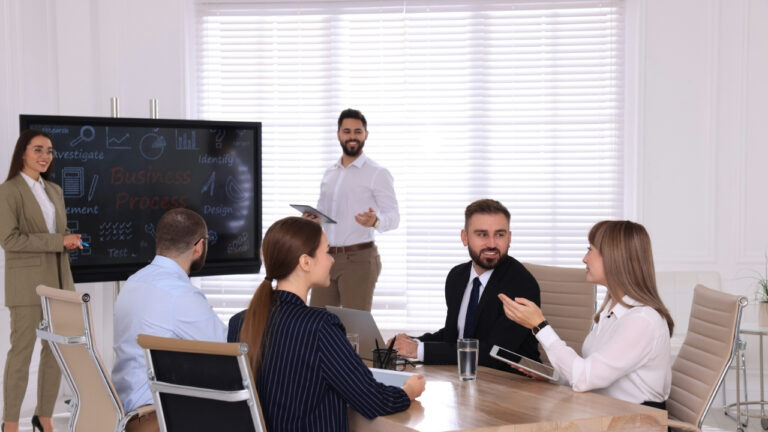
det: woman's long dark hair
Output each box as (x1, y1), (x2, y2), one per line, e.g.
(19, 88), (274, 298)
(6, 130), (53, 181)
(239, 216), (322, 380)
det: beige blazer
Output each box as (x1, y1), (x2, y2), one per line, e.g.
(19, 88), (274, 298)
(0, 175), (75, 306)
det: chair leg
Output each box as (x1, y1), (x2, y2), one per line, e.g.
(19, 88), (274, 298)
(723, 339), (749, 428)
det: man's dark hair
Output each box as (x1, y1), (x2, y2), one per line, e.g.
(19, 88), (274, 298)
(337, 108), (367, 131)
(155, 208), (207, 256)
(464, 199), (511, 229)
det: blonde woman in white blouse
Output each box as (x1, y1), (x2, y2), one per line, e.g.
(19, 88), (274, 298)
(499, 220), (674, 409)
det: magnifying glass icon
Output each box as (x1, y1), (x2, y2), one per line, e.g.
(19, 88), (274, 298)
(70, 126), (95, 147)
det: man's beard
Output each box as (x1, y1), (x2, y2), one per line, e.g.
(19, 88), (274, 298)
(468, 245), (506, 270)
(340, 139), (365, 157)
(190, 242), (207, 273)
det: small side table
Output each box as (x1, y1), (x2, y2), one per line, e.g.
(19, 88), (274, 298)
(726, 302), (768, 431)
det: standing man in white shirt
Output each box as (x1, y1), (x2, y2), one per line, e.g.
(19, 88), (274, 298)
(112, 208), (227, 431)
(306, 108), (399, 311)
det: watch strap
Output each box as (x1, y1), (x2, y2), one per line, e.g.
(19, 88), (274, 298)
(532, 320), (549, 335)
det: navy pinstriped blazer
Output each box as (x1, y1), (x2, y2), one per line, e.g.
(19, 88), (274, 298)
(228, 290), (410, 431)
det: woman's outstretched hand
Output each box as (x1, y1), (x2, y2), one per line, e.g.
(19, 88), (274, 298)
(498, 294), (545, 330)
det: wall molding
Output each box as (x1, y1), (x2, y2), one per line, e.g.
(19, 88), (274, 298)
(736, 0), (763, 265)
(699, 0), (719, 265)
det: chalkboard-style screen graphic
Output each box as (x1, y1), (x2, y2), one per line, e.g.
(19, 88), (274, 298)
(20, 115), (262, 283)
(62, 167), (85, 198)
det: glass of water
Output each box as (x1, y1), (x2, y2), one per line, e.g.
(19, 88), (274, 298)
(457, 338), (479, 381)
(346, 333), (359, 354)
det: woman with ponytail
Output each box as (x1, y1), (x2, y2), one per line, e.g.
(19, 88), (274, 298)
(499, 220), (674, 409)
(228, 216), (424, 431)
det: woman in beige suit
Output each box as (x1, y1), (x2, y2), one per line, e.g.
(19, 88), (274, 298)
(0, 130), (83, 432)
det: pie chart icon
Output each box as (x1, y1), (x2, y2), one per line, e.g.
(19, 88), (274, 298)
(140, 133), (166, 160)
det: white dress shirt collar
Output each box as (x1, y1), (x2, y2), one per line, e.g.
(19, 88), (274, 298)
(470, 266), (494, 288)
(334, 152), (369, 169)
(151, 255), (191, 280)
(605, 295), (642, 319)
(20, 171), (45, 189)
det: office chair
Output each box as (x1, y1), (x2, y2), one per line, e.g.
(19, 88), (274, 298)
(654, 271), (749, 422)
(523, 263), (596, 365)
(35, 285), (154, 432)
(667, 284), (748, 432)
(137, 334), (266, 432)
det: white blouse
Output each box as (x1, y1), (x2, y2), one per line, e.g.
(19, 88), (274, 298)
(536, 295), (672, 404)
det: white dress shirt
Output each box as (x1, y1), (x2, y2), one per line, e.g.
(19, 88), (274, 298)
(112, 255), (228, 411)
(316, 153), (399, 246)
(20, 172), (56, 234)
(416, 267), (494, 360)
(536, 295), (672, 404)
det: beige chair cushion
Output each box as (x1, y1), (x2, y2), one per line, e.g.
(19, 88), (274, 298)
(668, 284), (745, 429)
(656, 271), (722, 357)
(523, 263), (596, 365)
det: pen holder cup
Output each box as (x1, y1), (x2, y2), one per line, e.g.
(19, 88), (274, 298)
(372, 348), (398, 370)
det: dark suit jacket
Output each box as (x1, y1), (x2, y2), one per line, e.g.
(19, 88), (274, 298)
(417, 255), (541, 371)
(0, 175), (74, 306)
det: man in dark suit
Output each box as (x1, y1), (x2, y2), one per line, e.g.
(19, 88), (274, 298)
(391, 199), (540, 371)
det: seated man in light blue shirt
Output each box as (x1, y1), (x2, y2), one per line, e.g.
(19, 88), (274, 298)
(112, 208), (227, 420)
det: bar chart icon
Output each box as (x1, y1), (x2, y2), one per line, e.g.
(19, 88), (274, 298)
(176, 130), (197, 150)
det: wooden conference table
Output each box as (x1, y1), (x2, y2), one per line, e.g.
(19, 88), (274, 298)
(349, 365), (667, 432)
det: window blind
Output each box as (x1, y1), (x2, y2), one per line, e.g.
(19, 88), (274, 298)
(193, 0), (623, 333)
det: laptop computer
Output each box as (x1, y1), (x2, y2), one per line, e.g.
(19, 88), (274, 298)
(326, 306), (386, 361)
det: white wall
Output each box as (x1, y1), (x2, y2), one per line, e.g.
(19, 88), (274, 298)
(0, 0), (767, 407)
(635, 0), (768, 297)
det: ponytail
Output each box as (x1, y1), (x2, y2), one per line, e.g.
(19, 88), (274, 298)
(239, 279), (278, 382)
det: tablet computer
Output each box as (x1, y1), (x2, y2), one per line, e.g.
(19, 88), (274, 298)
(490, 345), (559, 381)
(290, 204), (337, 224)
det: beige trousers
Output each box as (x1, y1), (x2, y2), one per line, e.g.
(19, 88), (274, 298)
(309, 245), (381, 311)
(3, 305), (61, 422)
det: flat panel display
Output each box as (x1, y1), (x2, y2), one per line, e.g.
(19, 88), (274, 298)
(19, 115), (262, 282)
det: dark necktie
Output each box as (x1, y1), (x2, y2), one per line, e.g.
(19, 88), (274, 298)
(463, 277), (482, 338)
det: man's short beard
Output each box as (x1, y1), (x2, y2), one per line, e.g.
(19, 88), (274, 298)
(468, 246), (506, 270)
(341, 139), (364, 157)
(190, 242), (207, 273)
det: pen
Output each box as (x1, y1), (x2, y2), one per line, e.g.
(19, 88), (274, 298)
(81, 241), (90, 247)
(382, 337), (396, 369)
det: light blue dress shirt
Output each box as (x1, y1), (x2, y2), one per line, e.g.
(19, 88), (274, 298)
(112, 255), (227, 411)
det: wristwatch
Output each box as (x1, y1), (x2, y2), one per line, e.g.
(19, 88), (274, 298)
(531, 320), (549, 335)
(373, 217), (380, 229)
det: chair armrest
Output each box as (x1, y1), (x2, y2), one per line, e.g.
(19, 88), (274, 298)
(667, 418), (701, 432)
(134, 405), (156, 417)
(35, 329), (87, 345)
(119, 405), (156, 431)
